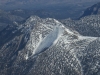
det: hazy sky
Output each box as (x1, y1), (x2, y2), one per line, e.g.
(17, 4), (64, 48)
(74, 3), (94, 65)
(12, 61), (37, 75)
(0, 0), (100, 10)
(0, 0), (99, 4)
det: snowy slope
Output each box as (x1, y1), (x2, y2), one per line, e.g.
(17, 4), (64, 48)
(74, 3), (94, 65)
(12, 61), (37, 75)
(22, 16), (97, 60)
(1, 16), (100, 75)
(33, 26), (63, 55)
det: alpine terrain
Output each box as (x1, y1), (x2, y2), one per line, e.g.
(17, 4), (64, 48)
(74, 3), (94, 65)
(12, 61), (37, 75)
(0, 15), (100, 75)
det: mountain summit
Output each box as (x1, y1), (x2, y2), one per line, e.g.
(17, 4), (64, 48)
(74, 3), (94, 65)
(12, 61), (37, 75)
(0, 16), (100, 75)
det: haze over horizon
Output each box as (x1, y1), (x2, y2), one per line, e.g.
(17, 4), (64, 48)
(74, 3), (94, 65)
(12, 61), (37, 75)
(0, 0), (100, 10)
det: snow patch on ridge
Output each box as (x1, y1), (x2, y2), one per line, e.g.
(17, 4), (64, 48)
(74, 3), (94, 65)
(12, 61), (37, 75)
(78, 36), (97, 41)
(33, 26), (64, 55)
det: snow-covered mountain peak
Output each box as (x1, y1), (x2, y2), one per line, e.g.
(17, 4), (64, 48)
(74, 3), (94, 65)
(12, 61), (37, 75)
(21, 16), (99, 75)
(26, 16), (41, 23)
(1, 15), (100, 75)
(12, 16), (98, 61)
(21, 16), (98, 60)
(18, 16), (64, 34)
(7, 16), (97, 62)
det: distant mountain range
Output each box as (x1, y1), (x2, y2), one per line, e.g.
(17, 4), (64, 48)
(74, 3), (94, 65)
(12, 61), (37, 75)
(0, 0), (100, 10)
(1, 1), (100, 20)
(79, 2), (100, 18)
(0, 0), (99, 3)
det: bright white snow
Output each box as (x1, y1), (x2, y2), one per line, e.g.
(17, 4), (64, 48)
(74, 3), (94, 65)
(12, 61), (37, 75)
(24, 17), (98, 60)
(33, 26), (64, 55)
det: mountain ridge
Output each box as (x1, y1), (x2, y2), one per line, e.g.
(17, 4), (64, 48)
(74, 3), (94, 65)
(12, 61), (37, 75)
(0, 15), (100, 75)
(79, 2), (100, 18)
